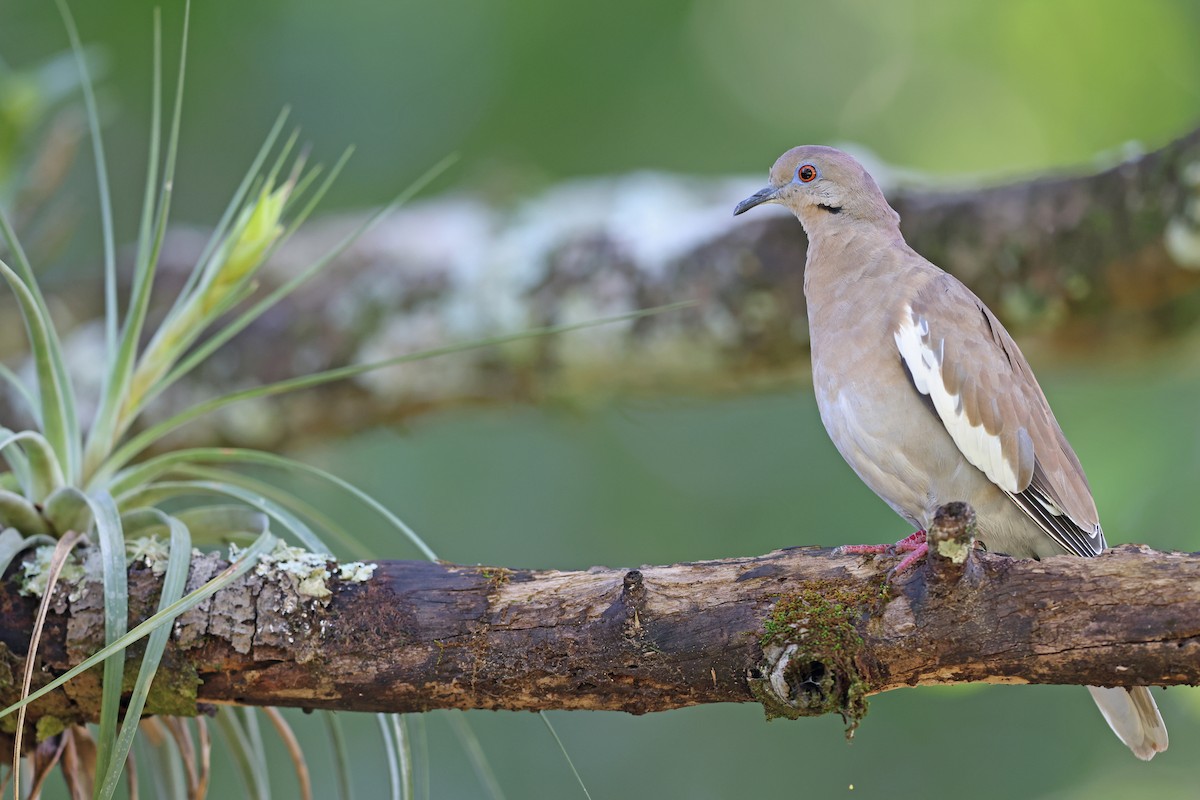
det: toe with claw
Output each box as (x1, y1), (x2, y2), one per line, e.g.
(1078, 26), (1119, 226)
(837, 530), (928, 576)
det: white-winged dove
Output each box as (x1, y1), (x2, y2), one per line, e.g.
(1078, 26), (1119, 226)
(734, 145), (1168, 761)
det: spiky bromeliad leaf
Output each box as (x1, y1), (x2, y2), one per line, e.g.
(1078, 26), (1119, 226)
(97, 510), (192, 800)
(0, 427), (65, 504)
(127, 149), (448, 425)
(110, 447), (434, 560)
(54, 0), (116, 355)
(117, 479), (327, 554)
(0, 527), (54, 575)
(0, 490), (50, 535)
(0, 258), (76, 484)
(83, 6), (190, 480)
(85, 491), (130, 788)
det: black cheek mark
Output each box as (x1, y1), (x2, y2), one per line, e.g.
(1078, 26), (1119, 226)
(818, 204), (843, 214)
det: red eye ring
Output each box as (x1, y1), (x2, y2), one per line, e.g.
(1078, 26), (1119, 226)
(797, 164), (817, 183)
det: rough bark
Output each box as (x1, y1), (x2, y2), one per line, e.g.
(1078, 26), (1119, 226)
(4, 127), (1200, 451)
(1, 507), (1196, 737)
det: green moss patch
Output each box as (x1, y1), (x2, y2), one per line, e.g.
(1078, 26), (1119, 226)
(754, 579), (888, 736)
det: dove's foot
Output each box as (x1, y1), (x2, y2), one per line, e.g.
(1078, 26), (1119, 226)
(837, 530), (928, 575)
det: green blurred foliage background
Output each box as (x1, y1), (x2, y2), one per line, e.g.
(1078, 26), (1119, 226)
(4, 0), (1200, 798)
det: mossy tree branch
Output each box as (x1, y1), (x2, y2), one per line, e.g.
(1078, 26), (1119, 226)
(4, 127), (1200, 451)
(1, 506), (1196, 740)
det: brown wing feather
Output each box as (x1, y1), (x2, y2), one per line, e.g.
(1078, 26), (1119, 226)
(910, 274), (1105, 558)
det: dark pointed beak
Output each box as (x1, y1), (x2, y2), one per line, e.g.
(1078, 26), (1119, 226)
(733, 186), (778, 216)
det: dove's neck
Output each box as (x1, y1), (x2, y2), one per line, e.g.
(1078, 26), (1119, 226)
(801, 222), (925, 342)
(803, 221), (910, 290)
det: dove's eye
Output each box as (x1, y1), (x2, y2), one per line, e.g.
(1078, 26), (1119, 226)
(797, 165), (817, 183)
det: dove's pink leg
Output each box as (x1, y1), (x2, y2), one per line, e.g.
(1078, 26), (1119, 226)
(838, 530), (928, 575)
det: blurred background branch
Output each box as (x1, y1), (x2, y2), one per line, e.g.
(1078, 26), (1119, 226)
(4, 126), (1199, 453)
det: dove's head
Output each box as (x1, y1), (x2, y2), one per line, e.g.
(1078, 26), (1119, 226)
(734, 145), (899, 234)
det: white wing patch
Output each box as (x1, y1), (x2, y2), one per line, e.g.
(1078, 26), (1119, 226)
(894, 309), (1020, 492)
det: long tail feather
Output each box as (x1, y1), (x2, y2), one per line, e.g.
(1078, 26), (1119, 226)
(1087, 685), (1168, 760)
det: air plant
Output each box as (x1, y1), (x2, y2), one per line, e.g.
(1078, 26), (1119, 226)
(0, 2), (618, 798)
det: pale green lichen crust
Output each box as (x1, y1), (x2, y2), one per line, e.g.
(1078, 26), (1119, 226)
(256, 543), (336, 600)
(337, 561), (378, 582)
(253, 543), (378, 600)
(934, 535), (971, 564)
(127, 535), (171, 576)
(19, 545), (87, 600)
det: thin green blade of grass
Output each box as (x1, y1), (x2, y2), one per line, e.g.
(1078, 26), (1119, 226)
(0, 206), (46, 293)
(539, 713), (592, 800)
(323, 711), (354, 800)
(0, 530), (276, 720)
(448, 712), (506, 800)
(54, 0), (116, 356)
(111, 448), (430, 560)
(97, 510), (192, 800)
(117, 479), (326, 553)
(0, 257), (76, 480)
(85, 491), (130, 788)
(97, 301), (693, 484)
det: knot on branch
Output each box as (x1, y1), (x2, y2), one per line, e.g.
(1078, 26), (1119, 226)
(750, 579), (887, 736)
(925, 502), (978, 584)
(598, 569), (648, 640)
(621, 569), (646, 639)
